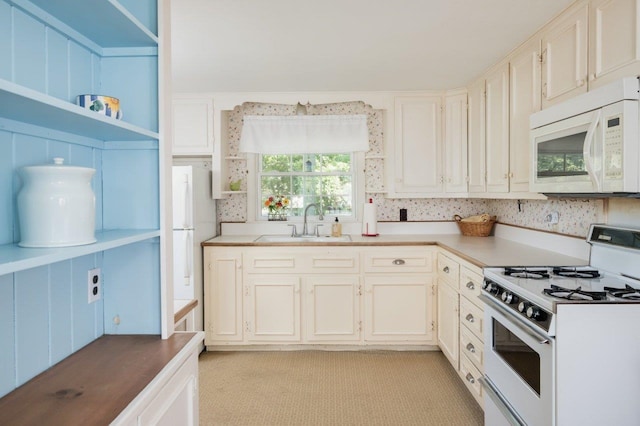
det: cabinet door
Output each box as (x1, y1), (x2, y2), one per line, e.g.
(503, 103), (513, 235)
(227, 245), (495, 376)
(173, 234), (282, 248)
(467, 79), (487, 193)
(393, 96), (443, 195)
(444, 92), (468, 193)
(437, 282), (459, 370)
(589, 0), (640, 89)
(541, 4), (588, 108)
(172, 98), (214, 155)
(137, 351), (199, 426)
(245, 275), (301, 342)
(364, 275), (435, 343)
(509, 38), (542, 193)
(485, 63), (510, 193)
(204, 248), (243, 343)
(304, 275), (360, 342)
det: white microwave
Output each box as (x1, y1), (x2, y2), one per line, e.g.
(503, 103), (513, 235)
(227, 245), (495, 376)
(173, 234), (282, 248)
(530, 77), (640, 194)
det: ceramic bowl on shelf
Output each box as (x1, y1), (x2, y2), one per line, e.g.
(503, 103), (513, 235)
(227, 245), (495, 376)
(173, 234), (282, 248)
(229, 180), (241, 191)
(76, 94), (123, 119)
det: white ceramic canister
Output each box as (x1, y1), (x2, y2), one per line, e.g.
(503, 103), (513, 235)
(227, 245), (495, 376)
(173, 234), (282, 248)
(18, 158), (96, 247)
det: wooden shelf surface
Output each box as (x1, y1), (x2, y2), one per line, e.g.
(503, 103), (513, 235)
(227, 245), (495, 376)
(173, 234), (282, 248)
(0, 333), (196, 425)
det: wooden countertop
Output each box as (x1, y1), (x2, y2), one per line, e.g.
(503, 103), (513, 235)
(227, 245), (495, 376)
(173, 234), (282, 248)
(0, 333), (196, 425)
(202, 233), (588, 268)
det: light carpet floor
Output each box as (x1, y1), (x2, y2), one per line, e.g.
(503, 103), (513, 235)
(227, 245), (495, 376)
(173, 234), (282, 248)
(199, 350), (484, 425)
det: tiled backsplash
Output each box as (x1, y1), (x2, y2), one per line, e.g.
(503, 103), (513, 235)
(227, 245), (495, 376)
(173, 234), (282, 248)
(217, 101), (605, 238)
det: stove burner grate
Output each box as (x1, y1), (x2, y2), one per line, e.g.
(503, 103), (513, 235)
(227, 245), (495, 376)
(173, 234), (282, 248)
(543, 284), (607, 301)
(504, 267), (550, 279)
(552, 267), (601, 279)
(604, 284), (640, 300)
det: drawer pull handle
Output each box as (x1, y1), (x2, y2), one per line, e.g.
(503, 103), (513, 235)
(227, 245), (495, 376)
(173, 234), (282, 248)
(466, 373), (475, 384)
(392, 259), (405, 265)
(466, 342), (476, 353)
(466, 281), (475, 290)
(443, 266), (450, 273)
(465, 313), (475, 323)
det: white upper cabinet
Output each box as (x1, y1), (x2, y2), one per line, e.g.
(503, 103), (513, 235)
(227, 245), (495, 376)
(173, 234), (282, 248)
(172, 98), (214, 156)
(467, 79), (486, 194)
(509, 38), (542, 193)
(444, 92), (468, 194)
(589, 0), (640, 89)
(541, 3), (589, 108)
(391, 93), (467, 197)
(392, 96), (443, 195)
(485, 62), (510, 193)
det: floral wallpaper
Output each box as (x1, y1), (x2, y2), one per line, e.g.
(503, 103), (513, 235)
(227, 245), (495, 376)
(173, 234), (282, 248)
(217, 101), (605, 238)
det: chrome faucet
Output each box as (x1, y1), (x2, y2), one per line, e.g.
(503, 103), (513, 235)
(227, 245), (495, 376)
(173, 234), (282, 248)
(302, 203), (324, 236)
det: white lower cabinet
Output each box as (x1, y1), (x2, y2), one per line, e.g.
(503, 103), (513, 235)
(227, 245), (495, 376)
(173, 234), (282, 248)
(204, 249), (243, 344)
(245, 275), (301, 342)
(436, 281), (459, 367)
(364, 274), (435, 342)
(114, 334), (202, 426)
(137, 352), (199, 426)
(204, 245), (436, 346)
(304, 275), (361, 342)
(435, 249), (485, 408)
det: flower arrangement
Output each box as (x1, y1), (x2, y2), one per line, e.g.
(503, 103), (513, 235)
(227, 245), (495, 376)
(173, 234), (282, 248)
(264, 195), (289, 220)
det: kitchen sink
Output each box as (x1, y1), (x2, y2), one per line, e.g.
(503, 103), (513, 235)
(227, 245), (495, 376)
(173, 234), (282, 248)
(254, 235), (352, 243)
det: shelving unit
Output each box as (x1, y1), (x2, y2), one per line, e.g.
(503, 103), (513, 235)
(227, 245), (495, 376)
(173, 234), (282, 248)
(0, 0), (167, 398)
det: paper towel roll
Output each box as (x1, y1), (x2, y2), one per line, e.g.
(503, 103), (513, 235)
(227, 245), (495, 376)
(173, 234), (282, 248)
(362, 202), (378, 236)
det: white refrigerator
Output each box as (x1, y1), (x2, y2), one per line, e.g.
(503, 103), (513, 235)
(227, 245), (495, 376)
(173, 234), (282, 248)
(172, 161), (216, 333)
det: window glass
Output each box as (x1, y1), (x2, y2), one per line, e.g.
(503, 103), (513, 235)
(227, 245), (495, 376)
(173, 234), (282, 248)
(259, 153), (355, 219)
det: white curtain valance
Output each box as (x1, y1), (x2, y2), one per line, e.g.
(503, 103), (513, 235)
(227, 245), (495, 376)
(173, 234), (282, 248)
(239, 114), (369, 154)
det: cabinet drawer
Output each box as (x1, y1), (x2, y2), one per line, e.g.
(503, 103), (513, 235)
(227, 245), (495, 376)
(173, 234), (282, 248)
(244, 252), (300, 273)
(459, 266), (483, 307)
(460, 297), (483, 339)
(437, 252), (460, 289)
(460, 354), (483, 407)
(460, 325), (484, 373)
(309, 253), (359, 273)
(363, 248), (434, 273)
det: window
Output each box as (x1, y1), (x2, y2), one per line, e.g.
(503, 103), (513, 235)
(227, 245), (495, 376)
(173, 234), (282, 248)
(258, 153), (356, 220)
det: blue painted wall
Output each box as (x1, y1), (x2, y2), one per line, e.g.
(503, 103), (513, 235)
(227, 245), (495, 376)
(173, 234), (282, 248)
(0, 0), (161, 397)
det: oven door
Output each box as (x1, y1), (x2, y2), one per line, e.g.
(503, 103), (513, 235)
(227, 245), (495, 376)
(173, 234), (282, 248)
(480, 295), (554, 426)
(531, 108), (603, 193)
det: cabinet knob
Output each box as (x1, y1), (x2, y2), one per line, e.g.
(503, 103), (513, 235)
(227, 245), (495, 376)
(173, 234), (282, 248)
(465, 313), (475, 323)
(392, 259), (406, 265)
(466, 281), (475, 290)
(465, 373), (475, 384)
(466, 342), (476, 353)
(443, 266), (450, 273)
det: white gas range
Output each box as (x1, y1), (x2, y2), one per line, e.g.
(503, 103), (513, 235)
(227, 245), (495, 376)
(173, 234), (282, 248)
(480, 224), (640, 426)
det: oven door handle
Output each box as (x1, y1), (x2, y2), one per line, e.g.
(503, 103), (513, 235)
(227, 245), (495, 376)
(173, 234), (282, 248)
(479, 294), (551, 345)
(479, 376), (526, 426)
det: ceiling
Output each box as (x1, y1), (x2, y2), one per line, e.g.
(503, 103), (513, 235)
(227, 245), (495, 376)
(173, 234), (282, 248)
(170, 0), (575, 93)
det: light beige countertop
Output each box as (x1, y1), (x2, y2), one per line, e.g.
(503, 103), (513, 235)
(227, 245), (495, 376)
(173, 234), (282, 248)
(202, 233), (588, 268)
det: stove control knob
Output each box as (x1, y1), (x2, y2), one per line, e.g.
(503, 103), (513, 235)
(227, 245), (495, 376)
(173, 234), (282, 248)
(526, 306), (547, 321)
(485, 282), (500, 295)
(518, 302), (528, 313)
(501, 291), (519, 304)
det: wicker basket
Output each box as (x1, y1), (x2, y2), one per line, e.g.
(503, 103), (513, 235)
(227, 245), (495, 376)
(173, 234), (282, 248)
(454, 214), (496, 237)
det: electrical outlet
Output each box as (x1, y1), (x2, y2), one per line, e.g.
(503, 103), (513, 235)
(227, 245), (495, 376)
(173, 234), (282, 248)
(545, 211), (560, 224)
(88, 268), (101, 304)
